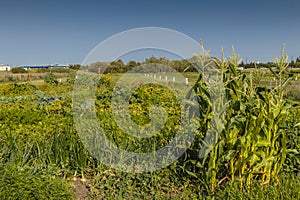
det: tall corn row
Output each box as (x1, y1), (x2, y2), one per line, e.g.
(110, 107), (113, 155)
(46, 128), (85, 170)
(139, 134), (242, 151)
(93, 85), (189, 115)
(189, 45), (295, 192)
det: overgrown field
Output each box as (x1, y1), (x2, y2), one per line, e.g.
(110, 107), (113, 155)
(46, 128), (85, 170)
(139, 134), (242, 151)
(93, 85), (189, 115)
(0, 51), (300, 199)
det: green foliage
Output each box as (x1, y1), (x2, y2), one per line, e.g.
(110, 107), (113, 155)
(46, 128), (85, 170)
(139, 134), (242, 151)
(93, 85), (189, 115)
(11, 67), (27, 73)
(88, 168), (300, 199)
(66, 72), (76, 85)
(0, 164), (75, 200)
(44, 72), (58, 85)
(0, 48), (299, 198)
(126, 60), (139, 71)
(95, 82), (182, 154)
(180, 45), (300, 193)
(68, 64), (81, 70)
(86, 54), (300, 74)
(88, 57), (196, 73)
(284, 104), (300, 173)
(0, 94), (93, 176)
(36, 68), (70, 73)
(0, 83), (37, 97)
(98, 74), (112, 88)
(217, 173), (300, 199)
(89, 168), (199, 199)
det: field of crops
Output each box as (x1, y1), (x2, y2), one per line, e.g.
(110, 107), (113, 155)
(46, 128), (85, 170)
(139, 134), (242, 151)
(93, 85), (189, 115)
(0, 52), (300, 199)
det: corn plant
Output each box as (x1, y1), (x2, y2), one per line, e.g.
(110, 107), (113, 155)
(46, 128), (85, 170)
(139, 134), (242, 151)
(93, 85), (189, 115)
(183, 43), (226, 192)
(219, 46), (296, 188)
(184, 44), (298, 193)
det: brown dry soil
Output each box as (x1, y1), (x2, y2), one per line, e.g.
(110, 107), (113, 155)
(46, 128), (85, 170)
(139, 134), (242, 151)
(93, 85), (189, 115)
(71, 179), (91, 200)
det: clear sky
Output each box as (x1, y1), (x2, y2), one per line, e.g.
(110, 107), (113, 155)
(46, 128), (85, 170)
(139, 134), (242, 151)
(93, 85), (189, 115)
(0, 0), (299, 66)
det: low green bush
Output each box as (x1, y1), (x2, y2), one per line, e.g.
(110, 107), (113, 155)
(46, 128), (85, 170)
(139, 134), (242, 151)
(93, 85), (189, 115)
(36, 68), (71, 73)
(11, 67), (27, 73)
(0, 164), (75, 200)
(44, 73), (58, 85)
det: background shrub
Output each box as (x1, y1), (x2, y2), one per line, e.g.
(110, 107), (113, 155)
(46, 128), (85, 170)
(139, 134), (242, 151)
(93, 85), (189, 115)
(44, 72), (58, 85)
(11, 67), (27, 73)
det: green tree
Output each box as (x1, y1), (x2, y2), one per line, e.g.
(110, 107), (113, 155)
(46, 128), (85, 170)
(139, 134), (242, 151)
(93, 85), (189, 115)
(69, 64), (81, 70)
(109, 59), (126, 73)
(126, 60), (138, 71)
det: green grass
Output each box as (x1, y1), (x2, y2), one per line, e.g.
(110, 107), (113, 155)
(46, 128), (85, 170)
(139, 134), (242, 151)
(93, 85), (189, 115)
(0, 164), (75, 200)
(217, 173), (300, 200)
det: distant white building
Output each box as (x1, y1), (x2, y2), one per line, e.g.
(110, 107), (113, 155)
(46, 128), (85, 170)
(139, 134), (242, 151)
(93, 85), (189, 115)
(0, 64), (10, 71)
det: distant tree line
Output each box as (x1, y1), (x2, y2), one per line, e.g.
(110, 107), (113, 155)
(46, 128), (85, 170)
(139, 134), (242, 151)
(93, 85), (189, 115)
(79, 56), (300, 73)
(87, 56), (197, 74)
(9, 56), (300, 74)
(239, 60), (300, 69)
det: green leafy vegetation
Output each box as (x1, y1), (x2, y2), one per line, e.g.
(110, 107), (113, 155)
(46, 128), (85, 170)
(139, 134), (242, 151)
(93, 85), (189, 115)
(0, 50), (299, 198)
(0, 164), (75, 200)
(11, 67), (28, 73)
(44, 72), (58, 85)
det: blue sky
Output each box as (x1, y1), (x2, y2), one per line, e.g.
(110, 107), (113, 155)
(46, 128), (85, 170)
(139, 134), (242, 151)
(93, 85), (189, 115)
(0, 0), (299, 65)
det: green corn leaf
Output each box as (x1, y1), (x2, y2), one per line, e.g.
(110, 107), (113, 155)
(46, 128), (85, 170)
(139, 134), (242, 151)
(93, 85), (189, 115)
(286, 149), (299, 154)
(185, 169), (198, 178)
